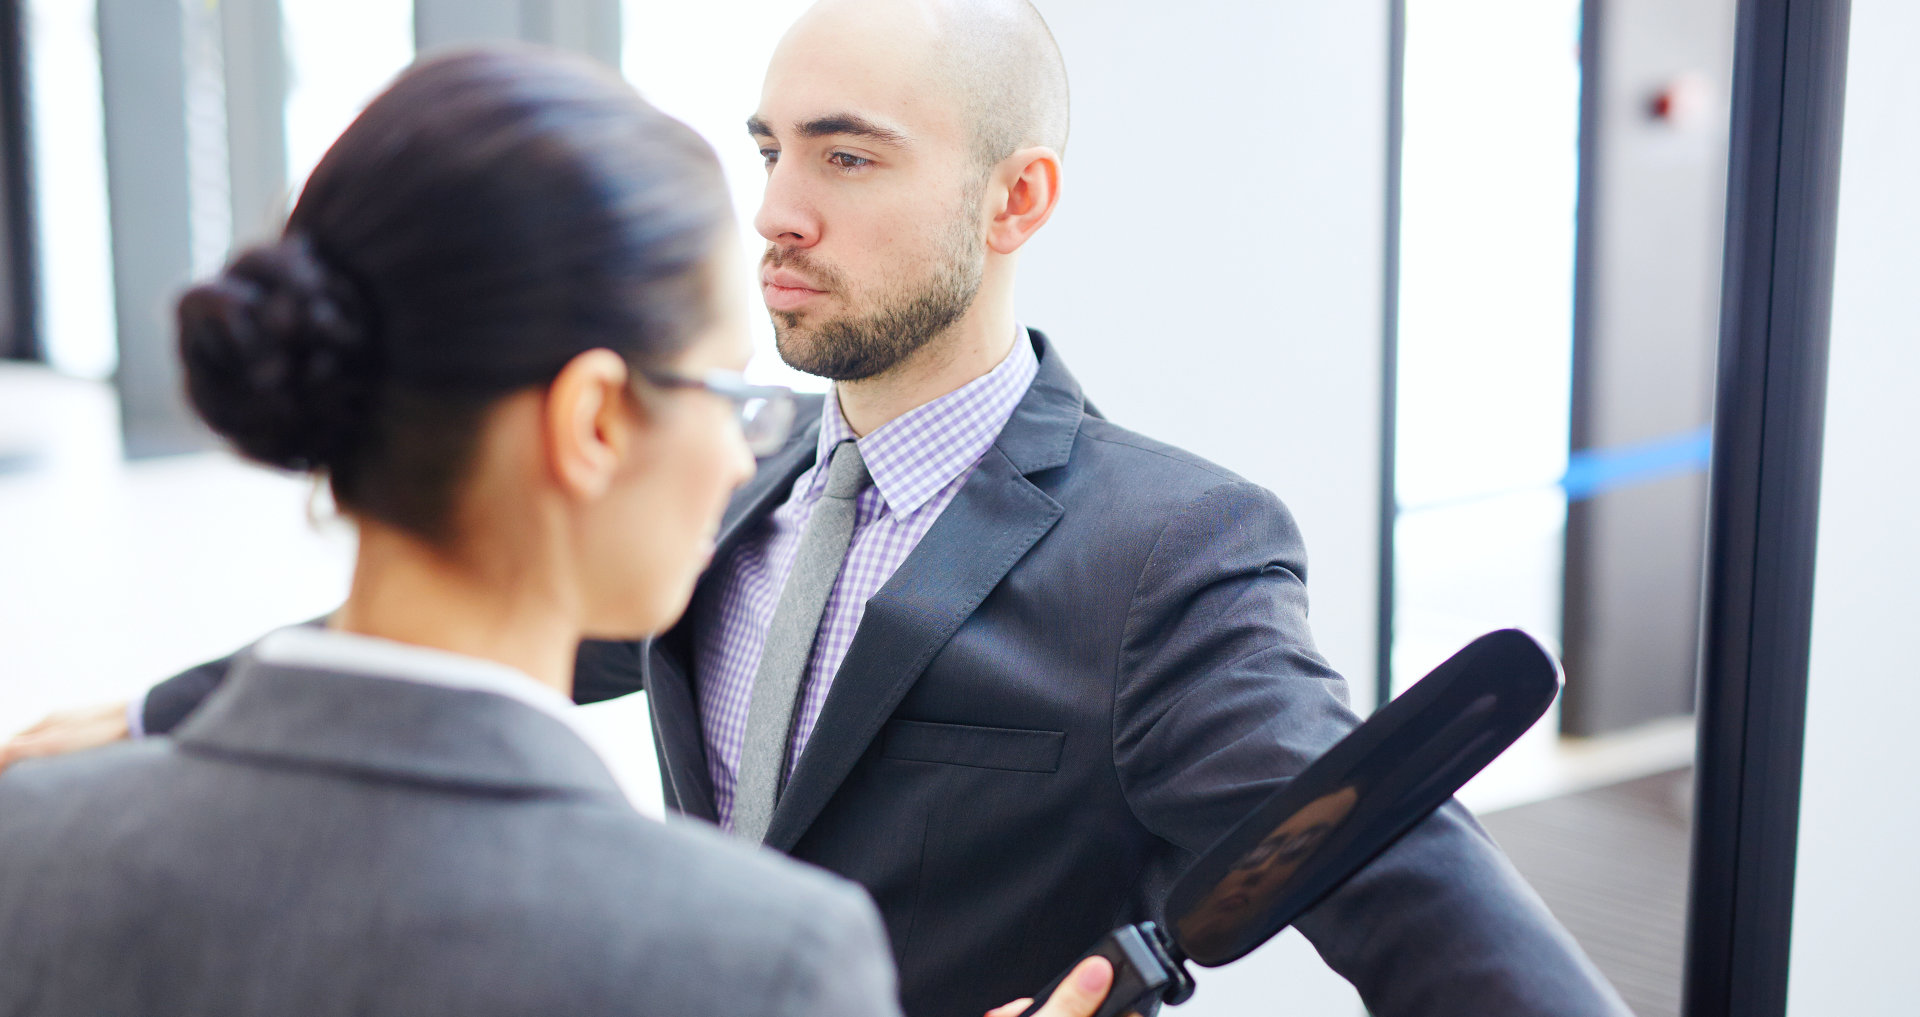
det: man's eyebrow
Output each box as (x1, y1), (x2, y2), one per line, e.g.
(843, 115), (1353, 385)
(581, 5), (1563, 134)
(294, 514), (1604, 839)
(745, 113), (910, 148)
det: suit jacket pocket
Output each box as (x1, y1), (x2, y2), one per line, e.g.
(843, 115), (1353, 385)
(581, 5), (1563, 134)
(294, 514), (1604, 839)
(881, 719), (1065, 773)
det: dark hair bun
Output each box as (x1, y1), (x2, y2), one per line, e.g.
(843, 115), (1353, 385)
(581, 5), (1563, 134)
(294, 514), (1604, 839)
(177, 234), (376, 472)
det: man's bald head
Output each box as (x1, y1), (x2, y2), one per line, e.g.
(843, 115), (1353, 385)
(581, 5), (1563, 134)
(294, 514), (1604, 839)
(934, 0), (1071, 167)
(784, 0), (1070, 170)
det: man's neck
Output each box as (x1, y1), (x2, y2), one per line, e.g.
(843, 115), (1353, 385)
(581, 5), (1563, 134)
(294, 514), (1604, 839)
(833, 301), (1020, 437)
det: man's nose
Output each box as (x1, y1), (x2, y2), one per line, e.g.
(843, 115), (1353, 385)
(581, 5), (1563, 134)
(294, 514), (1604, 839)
(754, 164), (820, 248)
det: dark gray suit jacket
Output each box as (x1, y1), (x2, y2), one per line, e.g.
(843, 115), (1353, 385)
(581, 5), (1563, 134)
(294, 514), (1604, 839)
(141, 331), (1628, 1017)
(0, 655), (900, 1016)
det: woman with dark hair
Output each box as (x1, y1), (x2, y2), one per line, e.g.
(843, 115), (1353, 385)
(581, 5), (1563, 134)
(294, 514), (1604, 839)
(0, 48), (1109, 1017)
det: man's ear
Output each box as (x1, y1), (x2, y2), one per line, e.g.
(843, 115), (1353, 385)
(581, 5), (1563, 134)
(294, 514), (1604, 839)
(986, 146), (1063, 255)
(543, 349), (635, 501)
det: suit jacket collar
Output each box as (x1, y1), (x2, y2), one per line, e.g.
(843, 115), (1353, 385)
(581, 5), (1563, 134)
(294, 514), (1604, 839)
(764, 330), (1081, 848)
(712, 328), (1080, 560)
(990, 329), (1085, 475)
(736, 328), (1080, 483)
(642, 400), (825, 823)
(174, 656), (627, 803)
(650, 330), (1087, 840)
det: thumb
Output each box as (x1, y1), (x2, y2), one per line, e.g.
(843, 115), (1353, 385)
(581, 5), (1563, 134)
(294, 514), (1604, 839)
(1033, 956), (1115, 1017)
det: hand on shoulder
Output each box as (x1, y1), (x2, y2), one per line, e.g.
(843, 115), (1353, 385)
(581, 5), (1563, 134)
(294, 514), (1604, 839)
(0, 702), (130, 773)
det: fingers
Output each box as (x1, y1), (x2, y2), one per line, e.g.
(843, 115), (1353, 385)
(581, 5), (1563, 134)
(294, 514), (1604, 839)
(15, 716), (58, 738)
(985, 999), (1034, 1017)
(0, 703), (131, 773)
(0, 731), (58, 771)
(0, 722), (61, 770)
(1029, 956), (1115, 1017)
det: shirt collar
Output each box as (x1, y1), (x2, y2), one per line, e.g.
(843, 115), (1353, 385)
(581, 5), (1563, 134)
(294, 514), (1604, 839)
(248, 626), (657, 814)
(251, 625), (593, 756)
(805, 327), (1040, 518)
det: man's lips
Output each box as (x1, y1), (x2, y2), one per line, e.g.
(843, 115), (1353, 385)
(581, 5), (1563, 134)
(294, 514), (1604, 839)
(762, 268), (827, 312)
(763, 267), (822, 291)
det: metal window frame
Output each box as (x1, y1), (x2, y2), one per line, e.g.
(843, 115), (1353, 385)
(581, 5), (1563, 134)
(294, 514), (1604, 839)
(222, 0), (288, 248)
(1683, 1), (1852, 1015)
(1560, 0), (1608, 735)
(1, 0), (39, 362)
(415, 0), (620, 67)
(97, 0), (205, 457)
(1372, 0), (1405, 714)
(97, 0), (622, 458)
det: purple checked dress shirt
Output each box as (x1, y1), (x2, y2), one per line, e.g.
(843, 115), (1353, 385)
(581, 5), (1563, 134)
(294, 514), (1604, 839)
(695, 331), (1040, 831)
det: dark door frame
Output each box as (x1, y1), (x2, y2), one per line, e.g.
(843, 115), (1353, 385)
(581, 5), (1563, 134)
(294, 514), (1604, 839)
(1684, 1), (1851, 1015)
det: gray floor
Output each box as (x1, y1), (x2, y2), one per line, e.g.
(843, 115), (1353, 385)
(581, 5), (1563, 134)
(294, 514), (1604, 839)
(1481, 768), (1694, 1017)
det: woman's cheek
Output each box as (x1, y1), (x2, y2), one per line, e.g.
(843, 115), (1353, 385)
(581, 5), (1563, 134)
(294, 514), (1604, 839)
(702, 407), (744, 512)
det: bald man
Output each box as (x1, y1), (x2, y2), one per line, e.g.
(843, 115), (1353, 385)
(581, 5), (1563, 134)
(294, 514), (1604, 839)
(7, 3), (1628, 1016)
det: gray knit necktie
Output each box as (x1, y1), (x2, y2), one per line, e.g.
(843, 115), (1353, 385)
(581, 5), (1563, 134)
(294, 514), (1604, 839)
(732, 440), (871, 843)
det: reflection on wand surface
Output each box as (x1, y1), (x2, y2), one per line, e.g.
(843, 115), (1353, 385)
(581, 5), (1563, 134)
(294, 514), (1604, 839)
(1175, 786), (1358, 962)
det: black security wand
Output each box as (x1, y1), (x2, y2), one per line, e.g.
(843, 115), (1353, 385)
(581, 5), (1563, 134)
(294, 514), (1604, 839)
(1018, 629), (1562, 1017)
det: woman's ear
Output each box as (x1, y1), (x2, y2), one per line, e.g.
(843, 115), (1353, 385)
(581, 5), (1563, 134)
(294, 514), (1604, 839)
(543, 349), (636, 501)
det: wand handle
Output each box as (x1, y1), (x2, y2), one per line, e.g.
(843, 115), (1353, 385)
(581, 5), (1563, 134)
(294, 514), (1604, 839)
(1017, 922), (1194, 1017)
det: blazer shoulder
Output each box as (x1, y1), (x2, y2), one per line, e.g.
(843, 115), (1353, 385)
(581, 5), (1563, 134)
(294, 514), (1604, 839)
(0, 739), (178, 802)
(1048, 415), (1308, 578)
(1067, 415), (1300, 528)
(560, 805), (879, 932)
(550, 813), (899, 1014)
(0, 741), (183, 859)
(1074, 415), (1253, 490)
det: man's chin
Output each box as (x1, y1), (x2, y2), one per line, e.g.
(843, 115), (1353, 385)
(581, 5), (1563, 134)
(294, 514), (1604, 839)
(772, 326), (899, 383)
(771, 327), (846, 381)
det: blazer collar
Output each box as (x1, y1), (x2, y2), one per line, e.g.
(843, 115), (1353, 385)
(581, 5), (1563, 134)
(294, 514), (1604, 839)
(650, 330), (1089, 838)
(991, 328), (1085, 476)
(716, 328), (1081, 554)
(642, 400), (826, 823)
(174, 656), (628, 803)
(763, 329), (1083, 849)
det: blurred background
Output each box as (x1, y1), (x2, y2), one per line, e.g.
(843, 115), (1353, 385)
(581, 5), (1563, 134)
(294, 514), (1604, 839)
(6, 1), (1904, 1015)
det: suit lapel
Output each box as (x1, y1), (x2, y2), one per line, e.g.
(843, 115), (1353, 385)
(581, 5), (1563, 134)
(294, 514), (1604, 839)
(646, 406), (824, 823)
(764, 331), (1085, 851)
(639, 646), (720, 821)
(765, 448), (1063, 850)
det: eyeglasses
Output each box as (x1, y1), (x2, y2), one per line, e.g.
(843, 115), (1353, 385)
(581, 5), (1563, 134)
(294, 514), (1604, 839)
(640, 368), (799, 457)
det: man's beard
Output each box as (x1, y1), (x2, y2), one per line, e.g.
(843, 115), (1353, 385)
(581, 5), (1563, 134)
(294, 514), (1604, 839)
(767, 210), (985, 382)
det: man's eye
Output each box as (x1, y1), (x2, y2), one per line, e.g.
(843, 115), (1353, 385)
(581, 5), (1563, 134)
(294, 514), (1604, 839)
(828, 152), (872, 170)
(760, 148), (779, 167)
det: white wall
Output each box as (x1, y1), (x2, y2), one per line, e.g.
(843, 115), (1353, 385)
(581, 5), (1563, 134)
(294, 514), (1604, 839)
(1020, 1), (1386, 711)
(1020, 3), (1388, 1014)
(1785, 0), (1920, 1012)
